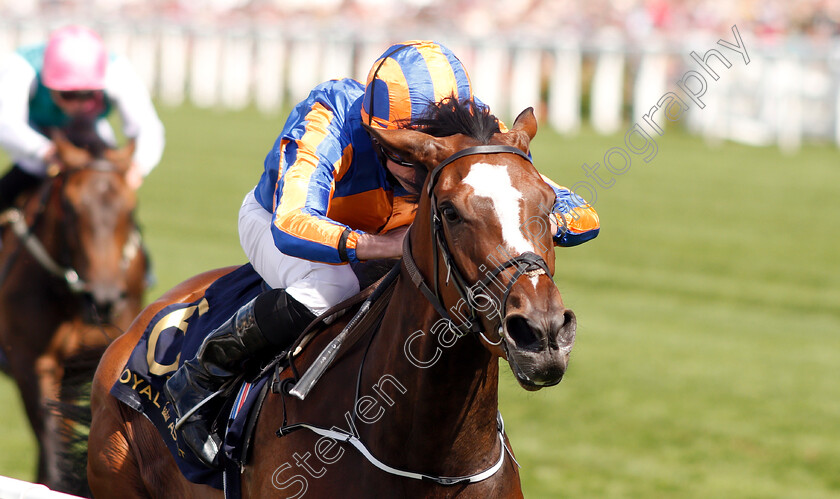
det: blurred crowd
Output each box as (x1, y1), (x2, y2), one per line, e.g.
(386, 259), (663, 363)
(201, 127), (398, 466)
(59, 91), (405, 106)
(1, 0), (838, 45)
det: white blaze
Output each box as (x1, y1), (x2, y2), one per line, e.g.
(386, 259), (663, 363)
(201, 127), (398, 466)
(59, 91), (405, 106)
(462, 163), (533, 255)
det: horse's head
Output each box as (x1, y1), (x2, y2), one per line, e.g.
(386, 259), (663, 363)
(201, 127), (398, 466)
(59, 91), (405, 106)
(48, 127), (141, 322)
(367, 102), (576, 390)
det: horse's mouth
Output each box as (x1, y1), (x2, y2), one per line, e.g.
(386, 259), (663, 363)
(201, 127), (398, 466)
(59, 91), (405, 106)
(506, 351), (566, 391)
(501, 318), (572, 391)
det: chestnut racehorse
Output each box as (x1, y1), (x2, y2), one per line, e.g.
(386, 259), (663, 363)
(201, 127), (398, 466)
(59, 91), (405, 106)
(0, 122), (146, 495)
(88, 101), (576, 498)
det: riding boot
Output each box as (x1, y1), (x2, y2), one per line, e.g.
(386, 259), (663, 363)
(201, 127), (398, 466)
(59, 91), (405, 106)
(0, 165), (41, 212)
(164, 288), (316, 468)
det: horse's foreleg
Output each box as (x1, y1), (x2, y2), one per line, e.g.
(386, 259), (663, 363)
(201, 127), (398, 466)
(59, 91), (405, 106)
(89, 396), (208, 498)
(34, 353), (63, 488)
(6, 358), (47, 482)
(88, 388), (150, 498)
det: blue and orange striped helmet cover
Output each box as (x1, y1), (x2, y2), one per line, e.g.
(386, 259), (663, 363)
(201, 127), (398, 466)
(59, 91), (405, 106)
(362, 40), (473, 130)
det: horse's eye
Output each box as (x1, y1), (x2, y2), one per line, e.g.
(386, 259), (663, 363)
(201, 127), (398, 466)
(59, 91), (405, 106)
(440, 204), (461, 224)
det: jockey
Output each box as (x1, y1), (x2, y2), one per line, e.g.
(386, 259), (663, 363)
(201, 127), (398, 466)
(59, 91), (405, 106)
(0, 25), (165, 209)
(165, 40), (600, 467)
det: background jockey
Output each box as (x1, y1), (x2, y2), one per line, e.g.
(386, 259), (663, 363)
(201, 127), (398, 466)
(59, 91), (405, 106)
(0, 24), (165, 210)
(165, 39), (600, 467)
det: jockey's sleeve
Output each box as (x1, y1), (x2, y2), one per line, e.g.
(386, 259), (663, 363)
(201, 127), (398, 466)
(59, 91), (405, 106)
(269, 101), (360, 264)
(540, 174), (600, 247)
(0, 54), (53, 167)
(104, 56), (165, 176)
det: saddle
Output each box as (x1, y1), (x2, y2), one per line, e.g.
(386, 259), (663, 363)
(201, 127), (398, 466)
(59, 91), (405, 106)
(110, 258), (399, 490)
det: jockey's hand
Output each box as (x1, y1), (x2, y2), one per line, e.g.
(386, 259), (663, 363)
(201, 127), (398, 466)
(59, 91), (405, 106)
(126, 161), (143, 190)
(48, 139), (90, 170)
(41, 143), (57, 165)
(549, 212), (566, 241)
(41, 144), (59, 175)
(355, 225), (409, 260)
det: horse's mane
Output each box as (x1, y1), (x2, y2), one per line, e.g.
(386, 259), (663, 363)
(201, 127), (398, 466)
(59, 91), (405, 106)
(390, 96), (502, 197)
(410, 95), (501, 143)
(60, 116), (110, 159)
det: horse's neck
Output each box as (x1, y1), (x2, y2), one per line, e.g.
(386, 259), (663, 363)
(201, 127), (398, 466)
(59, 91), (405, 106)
(361, 273), (501, 473)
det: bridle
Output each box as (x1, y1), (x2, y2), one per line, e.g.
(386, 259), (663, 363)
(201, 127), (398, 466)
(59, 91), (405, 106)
(402, 144), (552, 342)
(55, 164), (141, 294)
(0, 165), (141, 313)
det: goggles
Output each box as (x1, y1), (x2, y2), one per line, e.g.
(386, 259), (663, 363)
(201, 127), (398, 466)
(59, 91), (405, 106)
(56, 90), (98, 102)
(372, 139), (417, 168)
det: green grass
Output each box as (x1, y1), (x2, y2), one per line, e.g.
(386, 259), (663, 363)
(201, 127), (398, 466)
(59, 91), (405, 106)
(502, 123), (840, 498)
(1, 105), (838, 498)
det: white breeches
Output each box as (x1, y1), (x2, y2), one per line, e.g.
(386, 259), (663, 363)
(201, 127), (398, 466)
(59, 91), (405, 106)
(238, 189), (360, 316)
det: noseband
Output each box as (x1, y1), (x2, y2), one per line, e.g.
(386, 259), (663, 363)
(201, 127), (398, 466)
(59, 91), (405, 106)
(402, 145), (552, 340)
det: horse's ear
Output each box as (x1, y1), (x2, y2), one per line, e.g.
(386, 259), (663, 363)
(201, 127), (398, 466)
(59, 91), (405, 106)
(504, 107), (538, 154)
(363, 125), (458, 170)
(103, 139), (136, 173)
(50, 128), (92, 170)
(50, 128), (72, 153)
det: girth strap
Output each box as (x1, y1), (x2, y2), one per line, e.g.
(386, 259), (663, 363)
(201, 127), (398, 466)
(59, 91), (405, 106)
(277, 411), (514, 486)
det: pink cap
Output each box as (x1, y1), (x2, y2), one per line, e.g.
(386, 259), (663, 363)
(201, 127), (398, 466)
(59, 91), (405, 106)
(42, 25), (107, 91)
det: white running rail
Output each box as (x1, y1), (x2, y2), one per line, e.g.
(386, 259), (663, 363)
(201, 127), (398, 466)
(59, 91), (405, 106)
(0, 476), (83, 499)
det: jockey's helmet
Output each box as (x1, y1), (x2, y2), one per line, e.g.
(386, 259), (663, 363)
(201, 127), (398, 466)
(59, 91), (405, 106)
(362, 40), (473, 130)
(42, 25), (108, 91)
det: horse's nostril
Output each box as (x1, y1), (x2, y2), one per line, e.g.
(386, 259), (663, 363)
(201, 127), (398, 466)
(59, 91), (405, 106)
(562, 310), (574, 328)
(97, 303), (114, 319)
(82, 286), (125, 322)
(557, 309), (577, 346)
(505, 316), (540, 351)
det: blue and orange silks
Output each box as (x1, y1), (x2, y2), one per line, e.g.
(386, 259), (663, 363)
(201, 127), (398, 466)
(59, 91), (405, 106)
(254, 78), (390, 264)
(541, 175), (600, 247)
(255, 39), (598, 265)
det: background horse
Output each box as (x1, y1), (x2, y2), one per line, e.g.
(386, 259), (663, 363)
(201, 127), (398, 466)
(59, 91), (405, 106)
(88, 102), (575, 498)
(0, 120), (147, 495)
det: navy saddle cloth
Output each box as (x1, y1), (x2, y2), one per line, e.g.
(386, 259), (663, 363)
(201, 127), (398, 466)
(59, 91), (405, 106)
(110, 263), (269, 489)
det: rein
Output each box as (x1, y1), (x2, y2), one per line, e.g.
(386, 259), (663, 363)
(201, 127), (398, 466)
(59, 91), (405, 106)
(0, 207), (86, 292)
(0, 168), (141, 296)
